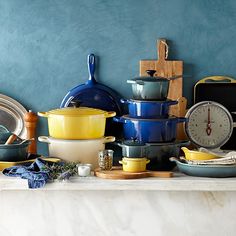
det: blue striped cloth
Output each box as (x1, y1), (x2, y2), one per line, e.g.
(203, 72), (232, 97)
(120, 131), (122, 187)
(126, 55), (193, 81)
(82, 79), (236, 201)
(3, 158), (50, 189)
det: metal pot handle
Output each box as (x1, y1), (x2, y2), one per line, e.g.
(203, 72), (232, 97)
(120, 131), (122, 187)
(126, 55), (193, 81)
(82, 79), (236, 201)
(175, 141), (191, 147)
(120, 98), (129, 104)
(166, 100), (178, 106)
(169, 157), (180, 163)
(38, 136), (51, 144)
(116, 142), (123, 147)
(113, 116), (130, 123)
(103, 136), (115, 144)
(177, 117), (187, 123)
(146, 159), (150, 164)
(127, 80), (145, 85)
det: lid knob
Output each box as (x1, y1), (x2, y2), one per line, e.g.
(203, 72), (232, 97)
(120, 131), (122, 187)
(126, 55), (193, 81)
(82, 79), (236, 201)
(146, 70), (156, 77)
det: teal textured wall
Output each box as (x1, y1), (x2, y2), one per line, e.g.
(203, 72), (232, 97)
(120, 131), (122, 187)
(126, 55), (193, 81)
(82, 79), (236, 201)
(0, 0), (236, 154)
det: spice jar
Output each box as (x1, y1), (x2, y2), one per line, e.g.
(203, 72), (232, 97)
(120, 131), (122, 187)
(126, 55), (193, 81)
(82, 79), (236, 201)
(98, 149), (114, 170)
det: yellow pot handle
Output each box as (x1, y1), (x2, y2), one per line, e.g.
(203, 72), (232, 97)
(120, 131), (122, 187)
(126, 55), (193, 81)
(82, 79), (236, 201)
(37, 112), (48, 118)
(105, 111), (116, 118)
(103, 136), (116, 143)
(119, 160), (127, 165)
(146, 159), (150, 164)
(41, 157), (61, 163)
(181, 147), (189, 154)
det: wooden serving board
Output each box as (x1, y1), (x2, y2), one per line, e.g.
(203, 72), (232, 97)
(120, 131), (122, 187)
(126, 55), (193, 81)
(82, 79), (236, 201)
(140, 39), (184, 117)
(94, 167), (173, 179)
(140, 39), (187, 139)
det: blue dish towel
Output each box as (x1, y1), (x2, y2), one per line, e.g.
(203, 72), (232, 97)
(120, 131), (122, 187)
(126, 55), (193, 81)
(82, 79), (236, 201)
(3, 158), (50, 189)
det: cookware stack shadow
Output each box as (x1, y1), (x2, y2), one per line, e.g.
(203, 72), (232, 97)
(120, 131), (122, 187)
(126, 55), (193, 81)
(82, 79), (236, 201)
(114, 70), (189, 171)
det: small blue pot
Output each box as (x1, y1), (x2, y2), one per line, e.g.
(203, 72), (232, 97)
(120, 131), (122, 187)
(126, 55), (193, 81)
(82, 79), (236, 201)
(113, 116), (187, 143)
(120, 99), (178, 119)
(0, 141), (30, 161)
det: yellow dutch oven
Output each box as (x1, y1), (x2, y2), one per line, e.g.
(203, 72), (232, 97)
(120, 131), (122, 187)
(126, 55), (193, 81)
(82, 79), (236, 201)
(181, 147), (219, 161)
(38, 107), (116, 139)
(119, 157), (150, 172)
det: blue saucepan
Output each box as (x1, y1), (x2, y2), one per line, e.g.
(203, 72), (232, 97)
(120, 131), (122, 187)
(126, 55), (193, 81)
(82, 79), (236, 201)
(120, 98), (178, 119)
(113, 115), (187, 143)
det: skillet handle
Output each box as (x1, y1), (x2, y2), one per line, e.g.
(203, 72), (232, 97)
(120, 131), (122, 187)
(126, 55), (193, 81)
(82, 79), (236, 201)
(87, 54), (96, 83)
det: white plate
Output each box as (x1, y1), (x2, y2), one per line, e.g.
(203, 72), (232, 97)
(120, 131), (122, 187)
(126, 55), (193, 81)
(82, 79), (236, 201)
(0, 94), (27, 138)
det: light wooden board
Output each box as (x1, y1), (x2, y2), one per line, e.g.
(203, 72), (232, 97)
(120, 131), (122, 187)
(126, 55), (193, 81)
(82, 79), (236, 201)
(140, 39), (184, 116)
(94, 167), (172, 179)
(140, 39), (187, 138)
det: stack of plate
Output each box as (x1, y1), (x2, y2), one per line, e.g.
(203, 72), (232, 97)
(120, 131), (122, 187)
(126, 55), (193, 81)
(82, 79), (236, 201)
(171, 148), (236, 177)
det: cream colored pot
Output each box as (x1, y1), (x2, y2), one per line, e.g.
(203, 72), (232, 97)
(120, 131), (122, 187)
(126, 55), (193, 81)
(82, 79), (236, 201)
(38, 136), (115, 169)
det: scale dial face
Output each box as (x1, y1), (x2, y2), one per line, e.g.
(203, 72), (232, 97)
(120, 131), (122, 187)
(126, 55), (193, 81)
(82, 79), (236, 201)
(185, 101), (233, 149)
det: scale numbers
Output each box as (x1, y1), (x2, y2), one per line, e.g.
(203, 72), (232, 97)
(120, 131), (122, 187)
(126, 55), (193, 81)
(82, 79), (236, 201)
(185, 101), (233, 149)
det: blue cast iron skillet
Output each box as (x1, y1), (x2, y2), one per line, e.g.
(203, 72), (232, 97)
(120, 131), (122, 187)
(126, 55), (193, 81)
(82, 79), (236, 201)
(60, 54), (123, 116)
(60, 54), (124, 137)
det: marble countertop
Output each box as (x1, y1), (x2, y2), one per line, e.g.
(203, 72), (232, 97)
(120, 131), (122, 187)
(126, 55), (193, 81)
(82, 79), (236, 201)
(1, 172), (236, 191)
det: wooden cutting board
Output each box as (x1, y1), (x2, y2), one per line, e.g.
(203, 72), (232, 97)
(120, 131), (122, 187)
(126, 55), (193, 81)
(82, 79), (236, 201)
(94, 167), (173, 179)
(140, 39), (184, 117)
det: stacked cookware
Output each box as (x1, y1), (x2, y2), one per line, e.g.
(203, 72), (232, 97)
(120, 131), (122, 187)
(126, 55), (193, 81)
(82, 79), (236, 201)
(37, 106), (116, 169)
(114, 70), (189, 171)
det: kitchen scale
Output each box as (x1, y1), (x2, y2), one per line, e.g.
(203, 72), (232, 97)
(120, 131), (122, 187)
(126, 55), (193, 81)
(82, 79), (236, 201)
(185, 101), (235, 151)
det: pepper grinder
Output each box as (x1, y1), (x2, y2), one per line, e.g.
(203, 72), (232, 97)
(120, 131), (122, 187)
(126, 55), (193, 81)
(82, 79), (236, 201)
(24, 110), (38, 154)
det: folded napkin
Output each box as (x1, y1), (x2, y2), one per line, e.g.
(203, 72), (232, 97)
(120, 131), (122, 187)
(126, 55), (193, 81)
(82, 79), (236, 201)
(185, 157), (236, 165)
(198, 147), (236, 158)
(2, 158), (50, 189)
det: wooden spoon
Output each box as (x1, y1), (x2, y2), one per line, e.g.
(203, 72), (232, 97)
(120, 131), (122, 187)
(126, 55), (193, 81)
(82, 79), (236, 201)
(4, 134), (18, 145)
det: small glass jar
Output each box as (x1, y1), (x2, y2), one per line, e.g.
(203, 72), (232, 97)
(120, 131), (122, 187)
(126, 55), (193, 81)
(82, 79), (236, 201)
(98, 149), (114, 170)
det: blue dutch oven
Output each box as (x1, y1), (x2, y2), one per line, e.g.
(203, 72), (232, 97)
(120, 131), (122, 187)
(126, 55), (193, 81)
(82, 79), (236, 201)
(120, 98), (178, 119)
(113, 115), (187, 143)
